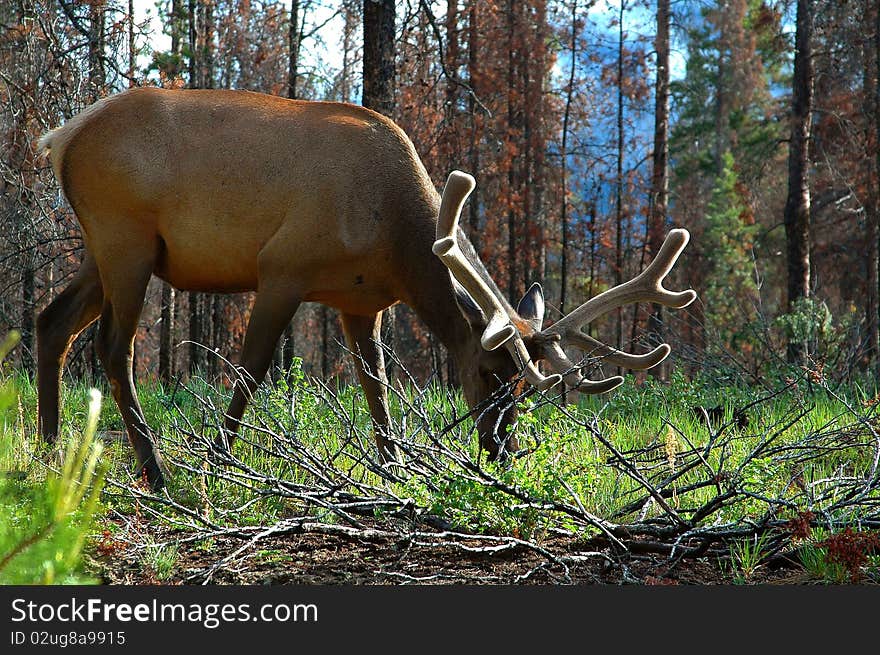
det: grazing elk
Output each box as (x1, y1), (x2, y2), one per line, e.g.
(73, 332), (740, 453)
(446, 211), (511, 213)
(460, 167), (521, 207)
(37, 88), (696, 490)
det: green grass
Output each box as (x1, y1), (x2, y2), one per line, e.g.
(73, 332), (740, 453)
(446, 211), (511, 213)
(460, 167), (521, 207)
(4, 356), (880, 582)
(0, 334), (107, 585)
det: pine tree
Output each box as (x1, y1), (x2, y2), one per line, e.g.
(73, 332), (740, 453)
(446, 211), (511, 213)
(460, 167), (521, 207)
(703, 152), (758, 351)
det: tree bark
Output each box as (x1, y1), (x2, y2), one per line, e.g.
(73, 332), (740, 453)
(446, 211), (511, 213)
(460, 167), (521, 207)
(159, 285), (175, 385)
(341, 0), (357, 102)
(783, 0), (814, 363)
(467, 1), (481, 252)
(203, 0), (214, 89)
(128, 0), (136, 86)
(288, 0), (300, 100)
(869, 0), (880, 369)
(86, 0), (106, 380)
(560, 0), (577, 315)
(281, 0), (303, 375)
(170, 0), (183, 78)
(362, 0), (397, 363)
(20, 219), (34, 372)
(506, 0), (518, 301)
(159, 0), (185, 384)
(647, 0), (670, 378)
(188, 0), (203, 375)
(362, 0), (396, 117)
(615, 0), (626, 370)
(88, 1), (105, 102)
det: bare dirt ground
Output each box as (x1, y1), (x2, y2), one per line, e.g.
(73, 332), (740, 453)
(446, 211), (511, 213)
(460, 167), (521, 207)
(89, 520), (815, 586)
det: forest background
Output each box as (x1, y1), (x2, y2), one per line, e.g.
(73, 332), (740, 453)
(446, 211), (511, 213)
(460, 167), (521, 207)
(0, 0), (872, 395)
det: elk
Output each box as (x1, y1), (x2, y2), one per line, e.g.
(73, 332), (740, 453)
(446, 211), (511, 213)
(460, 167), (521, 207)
(36, 88), (696, 490)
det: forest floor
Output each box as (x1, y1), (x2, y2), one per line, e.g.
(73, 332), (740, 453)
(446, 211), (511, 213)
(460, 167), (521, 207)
(8, 372), (880, 586)
(87, 515), (819, 586)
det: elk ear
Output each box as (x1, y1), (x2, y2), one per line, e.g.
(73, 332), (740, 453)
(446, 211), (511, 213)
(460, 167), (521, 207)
(517, 282), (545, 332)
(451, 275), (488, 330)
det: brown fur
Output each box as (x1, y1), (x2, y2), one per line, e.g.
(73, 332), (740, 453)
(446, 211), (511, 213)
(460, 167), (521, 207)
(37, 88), (532, 488)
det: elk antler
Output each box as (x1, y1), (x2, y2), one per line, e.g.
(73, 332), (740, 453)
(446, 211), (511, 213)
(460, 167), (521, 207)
(433, 171), (562, 391)
(540, 228), (697, 393)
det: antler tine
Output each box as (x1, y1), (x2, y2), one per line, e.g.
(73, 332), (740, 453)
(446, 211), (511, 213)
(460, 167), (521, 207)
(565, 331), (671, 371)
(543, 341), (624, 394)
(548, 229), (697, 338)
(433, 171), (561, 392)
(538, 229), (695, 393)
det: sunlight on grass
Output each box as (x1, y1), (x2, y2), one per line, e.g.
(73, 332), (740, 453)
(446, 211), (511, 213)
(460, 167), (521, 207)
(4, 356), (880, 583)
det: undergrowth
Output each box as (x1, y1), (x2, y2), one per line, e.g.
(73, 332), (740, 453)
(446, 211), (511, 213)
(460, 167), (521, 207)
(3, 354), (880, 583)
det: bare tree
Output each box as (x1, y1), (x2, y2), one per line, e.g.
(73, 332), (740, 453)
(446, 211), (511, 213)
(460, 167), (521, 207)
(186, 0), (218, 377)
(647, 0), (670, 378)
(362, 0), (397, 359)
(868, 0), (880, 369)
(362, 0), (396, 116)
(560, 0), (578, 316)
(615, 0), (626, 367)
(784, 0), (814, 363)
(159, 0), (186, 385)
(279, 0), (304, 375)
(467, 1), (481, 252)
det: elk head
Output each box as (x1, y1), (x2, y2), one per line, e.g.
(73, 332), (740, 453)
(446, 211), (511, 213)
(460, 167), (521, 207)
(433, 171), (697, 459)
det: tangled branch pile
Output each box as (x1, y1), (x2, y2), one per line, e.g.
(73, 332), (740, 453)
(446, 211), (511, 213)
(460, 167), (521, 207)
(102, 347), (880, 584)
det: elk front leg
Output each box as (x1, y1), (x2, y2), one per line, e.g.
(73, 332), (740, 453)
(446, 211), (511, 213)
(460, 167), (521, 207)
(221, 289), (300, 448)
(37, 253), (104, 443)
(341, 311), (399, 463)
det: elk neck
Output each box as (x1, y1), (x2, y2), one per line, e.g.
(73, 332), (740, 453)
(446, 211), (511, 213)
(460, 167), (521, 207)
(392, 186), (484, 363)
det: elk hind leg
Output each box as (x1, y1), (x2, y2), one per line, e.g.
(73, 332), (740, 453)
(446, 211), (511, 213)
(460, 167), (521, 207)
(94, 257), (167, 490)
(37, 253), (104, 443)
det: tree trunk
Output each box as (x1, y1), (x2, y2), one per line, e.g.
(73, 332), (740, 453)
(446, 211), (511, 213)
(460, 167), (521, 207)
(362, 0), (396, 364)
(647, 0), (670, 378)
(159, 285), (175, 385)
(560, 0), (577, 315)
(341, 1), (358, 102)
(20, 225), (34, 372)
(203, 1), (219, 378)
(188, 0), (197, 86)
(467, 1), (481, 253)
(281, 0), (303, 374)
(321, 306), (330, 379)
(203, 0), (214, 88)
(868, 0), (880, 370)
(445, 0), (459, 120)
(128, 0), (136, 86)
(288, 0), (300, 100)
(521, 50), (533, 292)
(211, 293), (224, 379)
(506, 0), (518, 301)
(87, 0), (106, 380)
(188, 293), (202, 375)
(159, 0), (184, 385)
(535, 2), (549, 284)
(615, 0), (625, 370)
(783, 0), (814, 363)
(88, 1), (105, 102)
(188, 0), (203, 375)
(171, 0), (183, 78)
(362, 0), (396, 117)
